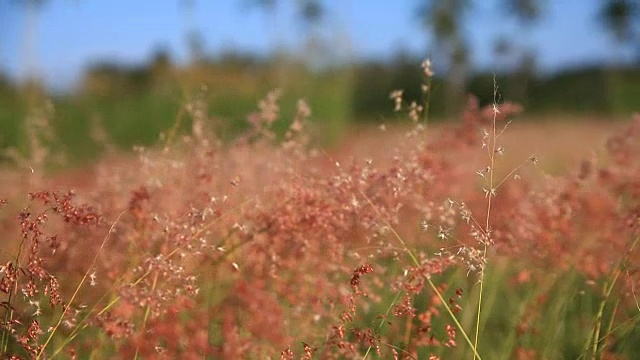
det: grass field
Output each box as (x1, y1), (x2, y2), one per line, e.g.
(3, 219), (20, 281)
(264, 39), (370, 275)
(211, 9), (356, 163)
(0, 77), (639, 359)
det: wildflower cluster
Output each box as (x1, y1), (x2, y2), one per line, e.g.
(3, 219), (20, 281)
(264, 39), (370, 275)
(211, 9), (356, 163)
(0, 63), (638, 359)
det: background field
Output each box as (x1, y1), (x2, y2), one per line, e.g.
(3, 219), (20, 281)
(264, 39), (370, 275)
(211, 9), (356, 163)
(1, 1), (640, 359)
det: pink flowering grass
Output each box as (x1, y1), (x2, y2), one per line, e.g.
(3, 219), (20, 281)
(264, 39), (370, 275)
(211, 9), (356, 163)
(0, 65), (639, 359)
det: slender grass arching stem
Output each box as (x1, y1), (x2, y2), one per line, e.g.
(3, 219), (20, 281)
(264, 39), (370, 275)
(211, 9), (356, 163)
(582, 234), (640, 359)
(359, 190), (482, 360)
(474, 76), (500, 360)
(38, 211), (126, 360)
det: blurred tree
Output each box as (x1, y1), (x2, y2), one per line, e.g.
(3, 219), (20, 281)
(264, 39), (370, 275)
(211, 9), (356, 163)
(600, 0), (639, 43)
(298, 0), (323, 26)
(599, 0), (640, 63)
(417, 0), (471, 116)
(297, 0), (324, 56)
(151, 47), (173, 71)
(244, 0), (324, 56)
(246, 0), (323, 27)
(244, 0), (351, 144)
(598, 0), (640, 114)
(416, 0), (545, 115)
(497, 0), (542, 106)
(502, 0), (542, 23)
(80, 62), (152, 96)
(493, 36), (514, 71)
(11, 0), (49, 107)
(180, 0), (206, 63)
(150, 46), (176, 94)
(503, 0), (639, 63)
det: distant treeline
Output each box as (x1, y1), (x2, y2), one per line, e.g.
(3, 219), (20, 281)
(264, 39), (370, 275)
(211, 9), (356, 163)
(6, 53), (639, 120)
(1, 54), (638, 164)
(354, 59), (640, 119)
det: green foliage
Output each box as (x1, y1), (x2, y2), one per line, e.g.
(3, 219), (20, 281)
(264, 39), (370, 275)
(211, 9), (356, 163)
(1, 61), (640, 165)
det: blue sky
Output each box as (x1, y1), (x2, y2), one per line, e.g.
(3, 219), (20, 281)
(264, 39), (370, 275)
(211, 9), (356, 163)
(0, 0), (631, 91)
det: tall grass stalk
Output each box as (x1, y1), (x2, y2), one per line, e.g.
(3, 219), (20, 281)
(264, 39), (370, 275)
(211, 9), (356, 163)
(1, 215), (29, 354)
(421, 59), (434, 126)
(473, 76), (500, 359)
(362, 290), (406, 359)
(50, 290), (121, 358)
(359, 190), (482, 360)
(37, 211), (125, 359)
(582, 234), (640, 359)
